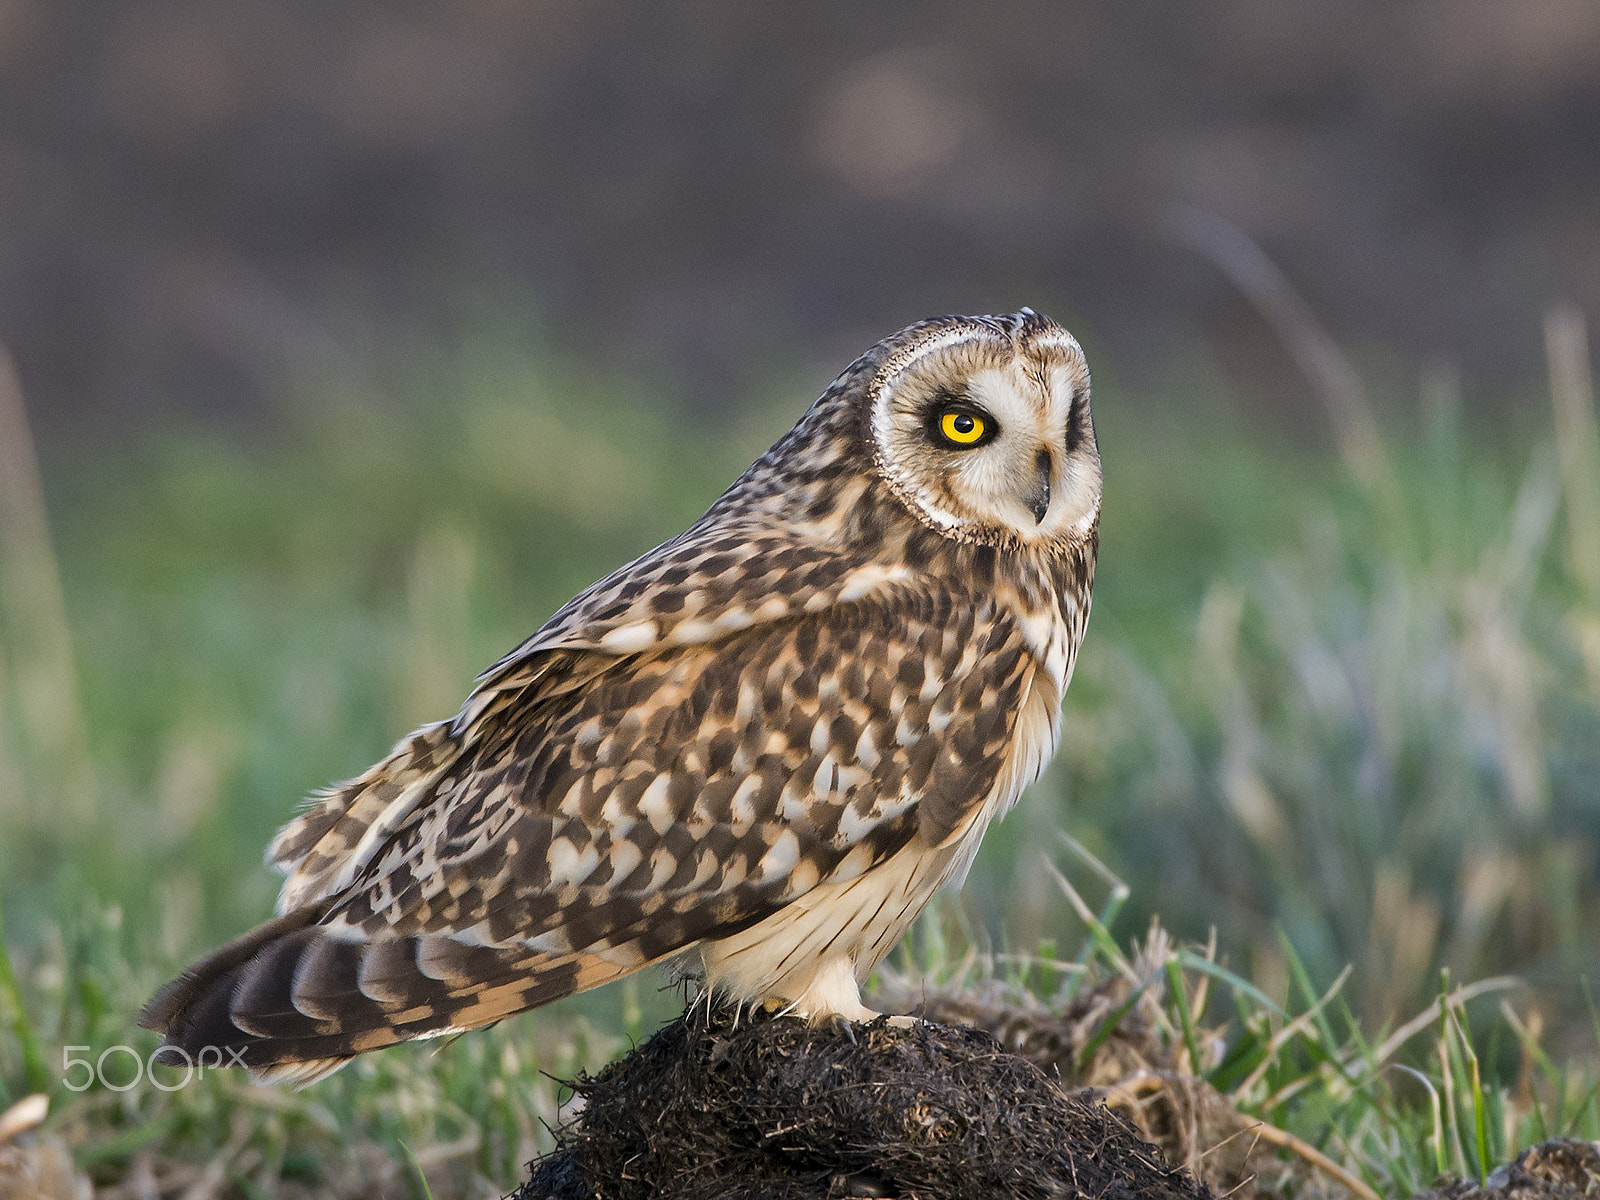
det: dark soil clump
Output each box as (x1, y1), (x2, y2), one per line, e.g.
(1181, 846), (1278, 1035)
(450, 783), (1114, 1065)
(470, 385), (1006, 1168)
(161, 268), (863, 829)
(516, 1004), (1210, 1200)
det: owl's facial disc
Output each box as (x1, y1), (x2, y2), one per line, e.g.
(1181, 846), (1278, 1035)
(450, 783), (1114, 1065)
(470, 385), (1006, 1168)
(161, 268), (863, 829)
(869, 319), (1100, 545)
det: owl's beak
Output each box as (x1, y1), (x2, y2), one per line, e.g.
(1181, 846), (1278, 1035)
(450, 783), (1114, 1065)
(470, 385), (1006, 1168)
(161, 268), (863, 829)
(1026, 449), (1052, 524)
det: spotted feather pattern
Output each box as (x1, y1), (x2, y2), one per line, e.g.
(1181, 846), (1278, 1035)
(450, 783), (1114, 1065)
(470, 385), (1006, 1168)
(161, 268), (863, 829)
(140, 310), (1101, 1081)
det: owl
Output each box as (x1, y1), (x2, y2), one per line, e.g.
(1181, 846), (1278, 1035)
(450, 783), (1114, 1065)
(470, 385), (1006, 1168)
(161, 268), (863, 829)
(141, 310), (1102, 1084)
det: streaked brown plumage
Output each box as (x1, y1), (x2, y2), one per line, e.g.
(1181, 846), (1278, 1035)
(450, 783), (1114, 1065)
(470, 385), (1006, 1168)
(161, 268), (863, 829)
(141, 310), (1102, 1084)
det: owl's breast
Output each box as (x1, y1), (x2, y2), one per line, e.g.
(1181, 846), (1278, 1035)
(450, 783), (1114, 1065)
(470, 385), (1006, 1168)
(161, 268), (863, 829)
(928, 544), (1090, 888)
(996, 545), (1091, 698)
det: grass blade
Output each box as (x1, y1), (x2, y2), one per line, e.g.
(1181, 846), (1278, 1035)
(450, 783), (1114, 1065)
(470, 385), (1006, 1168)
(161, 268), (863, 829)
(1165, 958), (1206, 1075)
(1545, 304), (1600, 599)
(0, 893), (49, 1097)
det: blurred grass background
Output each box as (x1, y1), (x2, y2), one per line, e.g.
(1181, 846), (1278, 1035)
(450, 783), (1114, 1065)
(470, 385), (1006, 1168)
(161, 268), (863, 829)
(7, 311), (1600, 1010)
(1, 305), (1599, 1194)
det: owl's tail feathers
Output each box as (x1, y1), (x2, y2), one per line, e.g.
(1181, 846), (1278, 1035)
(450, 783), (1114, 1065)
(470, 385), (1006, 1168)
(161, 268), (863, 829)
(267, 721), (463, 913)
(139, 913), (636, 1087)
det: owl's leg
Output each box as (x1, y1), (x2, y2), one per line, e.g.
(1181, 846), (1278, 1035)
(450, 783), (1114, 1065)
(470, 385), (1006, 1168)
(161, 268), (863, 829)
(698, 846), (941, 1023)
(782, 955), (880, 1023)
(702, 934), (881, 1022)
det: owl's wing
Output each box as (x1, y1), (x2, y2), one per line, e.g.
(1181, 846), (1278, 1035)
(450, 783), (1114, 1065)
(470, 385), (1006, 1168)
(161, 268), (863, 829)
(142, 559), (1038, 1080)
(267, 520), (921, 911)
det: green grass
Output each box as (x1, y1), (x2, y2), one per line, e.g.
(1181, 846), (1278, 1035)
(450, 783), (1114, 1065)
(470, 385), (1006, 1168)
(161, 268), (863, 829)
(893, 843), (1600, 1200)
(2, 326), (1599, 1195)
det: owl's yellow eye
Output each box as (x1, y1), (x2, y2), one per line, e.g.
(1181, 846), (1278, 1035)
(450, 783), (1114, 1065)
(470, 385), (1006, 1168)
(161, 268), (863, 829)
(938, 409), (988, 447)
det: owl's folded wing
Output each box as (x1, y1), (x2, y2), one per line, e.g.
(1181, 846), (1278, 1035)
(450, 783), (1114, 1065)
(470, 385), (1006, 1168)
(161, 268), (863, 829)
(268, 524), (933, 912)
(141, 576), (1035, 1081)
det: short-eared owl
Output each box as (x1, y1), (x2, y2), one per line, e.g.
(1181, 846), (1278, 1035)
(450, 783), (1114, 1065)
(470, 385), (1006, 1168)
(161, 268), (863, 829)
(142, 310), (1102, 1084)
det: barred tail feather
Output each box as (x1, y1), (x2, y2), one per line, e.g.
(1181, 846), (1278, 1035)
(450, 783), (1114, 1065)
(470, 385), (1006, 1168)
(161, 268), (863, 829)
(139, 909), (324, 1038)
(267, 722), (461, 912)
(139, 913), (645, 1086)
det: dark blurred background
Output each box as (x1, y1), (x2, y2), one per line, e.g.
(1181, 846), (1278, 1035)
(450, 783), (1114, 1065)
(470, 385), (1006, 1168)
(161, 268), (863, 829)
(5, 0), (1600, 436)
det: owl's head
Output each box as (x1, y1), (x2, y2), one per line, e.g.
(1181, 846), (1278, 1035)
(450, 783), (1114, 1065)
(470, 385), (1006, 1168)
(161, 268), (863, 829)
(864, 311), (1100, 547)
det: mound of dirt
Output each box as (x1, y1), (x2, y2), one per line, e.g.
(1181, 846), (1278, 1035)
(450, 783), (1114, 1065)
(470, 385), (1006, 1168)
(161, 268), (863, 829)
(515, 1004), (1209, 1200)
(909, 978), (1277, 1199)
